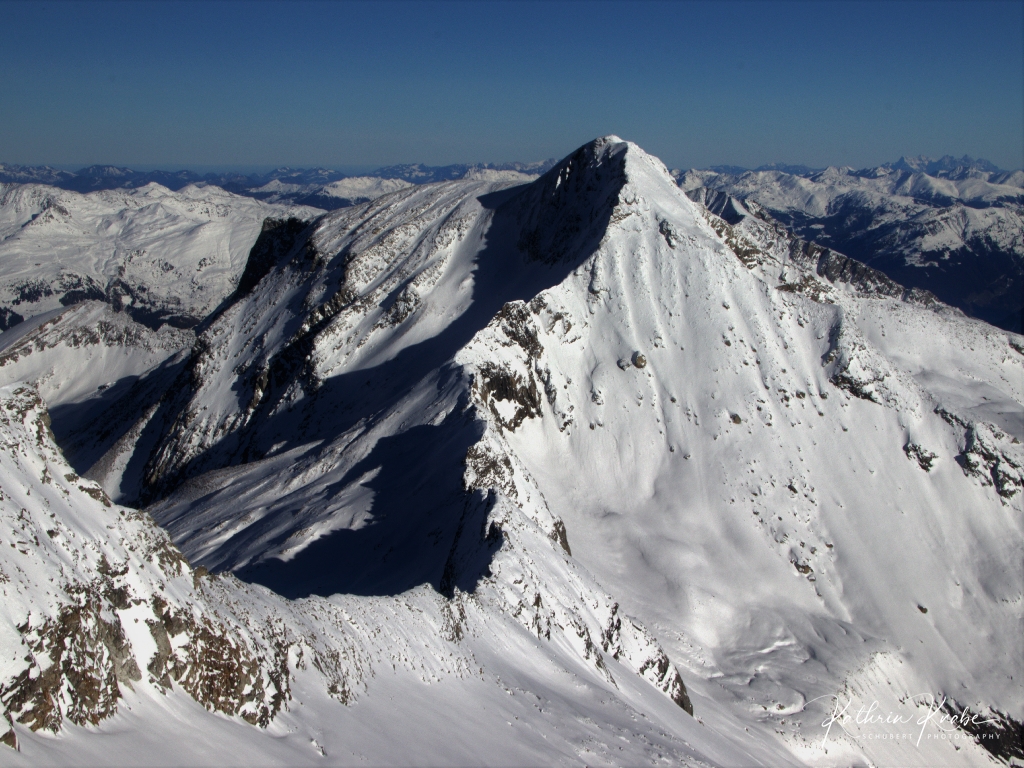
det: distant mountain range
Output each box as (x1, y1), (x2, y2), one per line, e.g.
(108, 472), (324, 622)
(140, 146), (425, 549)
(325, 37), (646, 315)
(0, 159), (558, 195)
(703, 155), (1016, 181)
(677, 157), (1024, 332)
(1, 154), (1012, 192)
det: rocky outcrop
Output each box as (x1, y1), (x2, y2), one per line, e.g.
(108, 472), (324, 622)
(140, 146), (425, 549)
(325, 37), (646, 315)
(144, 594), (289, 727)
(234, 217), (315, 298)
(515, 137), (628, 265)
(0, 386), (292, 748)
(938, 408), (1024, 499)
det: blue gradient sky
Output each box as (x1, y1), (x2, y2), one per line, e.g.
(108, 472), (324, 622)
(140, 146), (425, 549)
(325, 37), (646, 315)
(2, 0), (1021, 171)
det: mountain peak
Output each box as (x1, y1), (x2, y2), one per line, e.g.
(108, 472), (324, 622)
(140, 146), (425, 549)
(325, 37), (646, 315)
(511, 137), (634, 264)
(1, 136), (1022, 764)
(570, 135), (676, 182)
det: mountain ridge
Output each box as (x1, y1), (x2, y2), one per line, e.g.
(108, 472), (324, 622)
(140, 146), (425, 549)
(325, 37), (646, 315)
(677, 163), (1024, 331)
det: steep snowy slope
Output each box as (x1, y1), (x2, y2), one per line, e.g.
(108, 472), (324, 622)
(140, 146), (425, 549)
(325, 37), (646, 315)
(488, 153), (1024, 764)
(1, 137), (1021, 765)
(678, 166), (1024, 331)
(0, 301), (194, 502)
(0, 182), (321, 330)
(5, 383), (774, 766)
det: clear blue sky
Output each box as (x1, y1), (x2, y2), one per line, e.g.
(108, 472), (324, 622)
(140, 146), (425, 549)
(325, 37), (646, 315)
(2, 0), (1021, 171)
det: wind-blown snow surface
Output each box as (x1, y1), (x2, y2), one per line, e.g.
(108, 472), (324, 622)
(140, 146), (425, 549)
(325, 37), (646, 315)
(0, 182), (321, 330)
(1, 137), (1022, 765)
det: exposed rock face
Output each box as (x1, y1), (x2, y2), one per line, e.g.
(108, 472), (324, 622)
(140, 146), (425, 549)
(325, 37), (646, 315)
(515, 137), (628, 265)
(233, 217), (316, 299)
(144, 595), (289, 726)
(473, 303), (547, 433)
(938, 407), (1024, 499)
(0, 386), (293, 746)
(3, 598), (139, 736)
(903, 441), (938, 471)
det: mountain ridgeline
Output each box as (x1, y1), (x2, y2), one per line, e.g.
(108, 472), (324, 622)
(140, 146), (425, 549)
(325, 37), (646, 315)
(677, 160), (1024, 331)
(2, 150), (1021, 337)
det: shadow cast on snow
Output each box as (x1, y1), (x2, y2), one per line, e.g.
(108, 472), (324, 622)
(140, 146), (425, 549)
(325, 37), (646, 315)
(212, 185), (587, 598)
(70, 165), (623, 599)
(235, 408), (499, 598)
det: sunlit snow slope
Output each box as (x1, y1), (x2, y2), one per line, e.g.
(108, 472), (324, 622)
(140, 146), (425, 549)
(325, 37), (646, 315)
(0, 182), (321, 329)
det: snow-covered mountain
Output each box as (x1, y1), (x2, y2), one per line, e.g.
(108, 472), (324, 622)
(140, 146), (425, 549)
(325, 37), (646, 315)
(239, 165), (551, 210)
(0, 137), (1021, 766)
(372, 160), (556, 183)
(886, 155), (1005, 178)
(0, 164), (78, 187)
(0, 161), (557, 211)
(677, 163), (1024, 332)
(245, 176), (417, 210)
(0, 182), (321, 330)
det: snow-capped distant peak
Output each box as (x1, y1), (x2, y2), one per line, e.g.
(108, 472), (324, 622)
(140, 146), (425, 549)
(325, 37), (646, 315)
(251, 179), (305, 194)
(677, 151), (1024, 330)
(319, 176), (413, 198)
